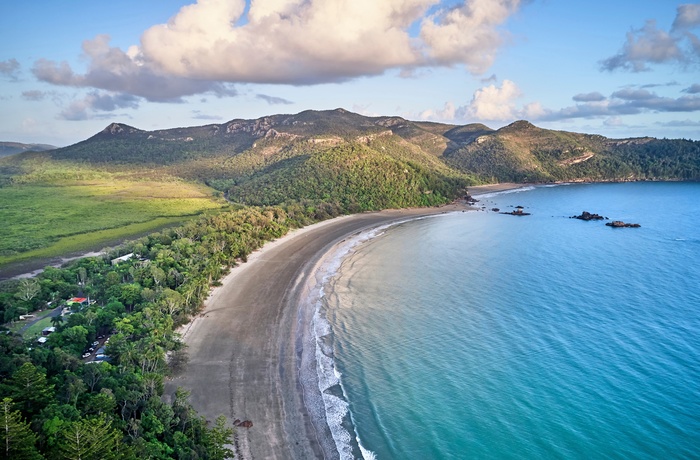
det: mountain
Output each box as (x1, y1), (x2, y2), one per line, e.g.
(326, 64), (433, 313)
(3, 109), (699, 209)
(444, 120), (700, 183)
(0, 141), (55, 157)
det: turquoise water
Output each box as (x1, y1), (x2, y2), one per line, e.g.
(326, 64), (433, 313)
(323, 182), (700, 459)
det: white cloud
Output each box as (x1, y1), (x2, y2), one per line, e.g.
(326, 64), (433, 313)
(421, 79), (700, 125)
(464, 79), (522, 120)
(34, 0), (522, 100)
(33, 35), (237, 102)
(419, 101), (457, 121)
(420, 0), (520, 72)
(602, 4), (700, 72)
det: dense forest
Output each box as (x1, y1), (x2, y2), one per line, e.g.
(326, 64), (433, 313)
(0, 205), (327, 459)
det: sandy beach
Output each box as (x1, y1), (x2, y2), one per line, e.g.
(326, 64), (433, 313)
(166, 183), (525, 459)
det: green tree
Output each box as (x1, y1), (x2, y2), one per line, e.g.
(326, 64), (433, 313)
(205, 415), (235, 460)
(54, 326), (89, 356)
(50, 315), (64, 329)
(6, 363), (54, 417)
(15, 279), (41, 303)
(0, 398), (42, 460)
(119, 284), (141, 311)
(55, 416), (127, 460)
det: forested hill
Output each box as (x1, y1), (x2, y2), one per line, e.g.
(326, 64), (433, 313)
(0, 141), (55, 157)
(4, 109), (700, 210)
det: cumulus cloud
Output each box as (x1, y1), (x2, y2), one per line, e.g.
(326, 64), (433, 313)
(420, 79), (545, 122)
(0, 58), (20, 79)
(141, 0), (520, 82)
(419, 101), (458, 121)
(421, 80), (700, 125)
(420, 0), (520, 73)
(33, 35), (237, 102)
(602, 4), (700, 72)
(464, 79), (522, 120)
(59, 91), (139, 121)
(34, 0), (522, 100)
(256, 94), (293, 105)
(672, 4), (700, 30)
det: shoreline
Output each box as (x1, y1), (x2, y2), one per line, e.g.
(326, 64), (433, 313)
(0, 182), (524, 281)
(166, 183), (530, 459)
(165, 206), (469, 459)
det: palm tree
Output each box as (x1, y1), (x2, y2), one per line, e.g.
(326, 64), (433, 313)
(50, 314), (63, 328)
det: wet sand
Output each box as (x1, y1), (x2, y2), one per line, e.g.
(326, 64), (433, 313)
(166, 184), (527, 459)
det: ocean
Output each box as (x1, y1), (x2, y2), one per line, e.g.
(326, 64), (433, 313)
(313, 182), (700, 459)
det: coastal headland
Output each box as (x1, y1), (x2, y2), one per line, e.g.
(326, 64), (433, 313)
(166, 183), (523, 459)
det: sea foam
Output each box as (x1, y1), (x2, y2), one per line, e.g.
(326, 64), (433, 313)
(302, 219), (421, 460)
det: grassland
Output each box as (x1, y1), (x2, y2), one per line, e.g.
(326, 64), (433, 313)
(0, 180), (227, 267)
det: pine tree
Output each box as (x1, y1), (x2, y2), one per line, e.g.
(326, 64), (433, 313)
(56, 416), (127, 460)
(7, 363), (54, 417)
(1, 398), (42, 460)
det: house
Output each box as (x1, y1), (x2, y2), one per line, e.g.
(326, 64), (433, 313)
(67, 297), (89, 307)
(111, 253), (134, 266)
(37, 337), (48, 344)
(42, 326), (56, 336)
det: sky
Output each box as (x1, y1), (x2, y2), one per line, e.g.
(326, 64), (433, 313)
(1, 0), (699, 146)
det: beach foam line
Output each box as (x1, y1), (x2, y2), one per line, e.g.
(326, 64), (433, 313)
(300, 217), (442, 460)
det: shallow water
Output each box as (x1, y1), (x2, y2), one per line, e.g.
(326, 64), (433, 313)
(321, 182), (700, 459)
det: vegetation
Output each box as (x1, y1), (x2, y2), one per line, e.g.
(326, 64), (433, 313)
(445, 121), (700, 183)
(0, 205), (323, 459)
(228, 141), (473, 211)
(0, 109), (698, 458)
(0, 178), (227, 267)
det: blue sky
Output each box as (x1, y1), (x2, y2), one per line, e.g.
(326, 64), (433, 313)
(1, 0), (698, 146)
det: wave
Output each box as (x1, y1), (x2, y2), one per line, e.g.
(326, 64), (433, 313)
(476, 185), (536, 198)
(303, 219), (425, 459)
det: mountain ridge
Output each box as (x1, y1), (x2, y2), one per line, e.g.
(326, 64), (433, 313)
(0, 141), (56, 158)
(2, 108), (698, 205)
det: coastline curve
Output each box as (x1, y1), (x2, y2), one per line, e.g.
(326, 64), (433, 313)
(165, 183), (520, 459)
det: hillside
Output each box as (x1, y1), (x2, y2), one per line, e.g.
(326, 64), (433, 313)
(0, 141), (55, 157)
(444, 120), (700, 182)
(3, 108), (699, 206)
(1, 108), (699, 271)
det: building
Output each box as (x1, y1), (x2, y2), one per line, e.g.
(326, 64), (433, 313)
(67, 297), (89, 307)
(111, 253), (134, 265)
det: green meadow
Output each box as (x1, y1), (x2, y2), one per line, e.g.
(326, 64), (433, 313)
(0, 180), (227, 267)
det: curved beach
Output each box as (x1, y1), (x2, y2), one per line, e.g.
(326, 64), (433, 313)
(166, 185), (520, 459)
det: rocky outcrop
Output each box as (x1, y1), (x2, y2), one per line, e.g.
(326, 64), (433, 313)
(233, 419), (254, 428)
(606, 221), (641, 228)
(464, 194), (479, 204)
(501, 206), (530, 216)
(571, 211), (607, 221)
